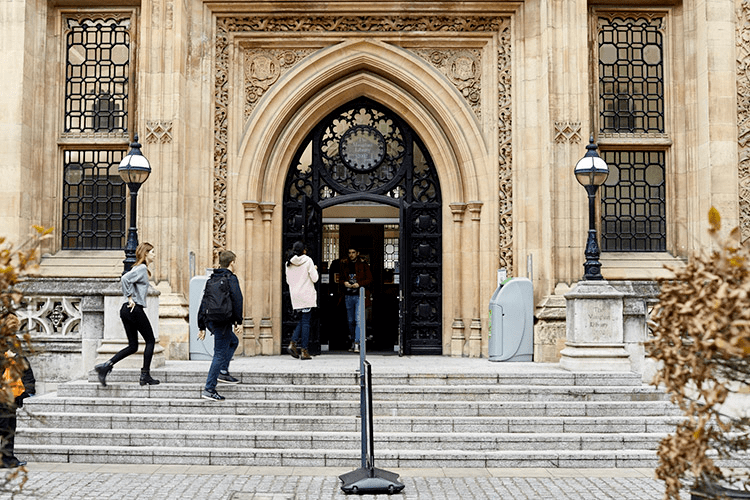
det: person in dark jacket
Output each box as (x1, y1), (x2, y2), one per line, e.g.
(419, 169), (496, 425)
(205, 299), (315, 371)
(339, 247), (372, 352)
(0, 314), (35, 468)
(197, 250), (244, 401)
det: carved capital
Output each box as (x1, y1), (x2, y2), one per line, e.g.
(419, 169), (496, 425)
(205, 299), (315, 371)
(259, 202), (276, 222)
(449, 202), (467, 222)
(243, 201), (259, 220)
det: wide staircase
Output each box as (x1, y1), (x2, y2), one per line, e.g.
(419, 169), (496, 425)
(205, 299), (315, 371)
(15, 356), (681, 468)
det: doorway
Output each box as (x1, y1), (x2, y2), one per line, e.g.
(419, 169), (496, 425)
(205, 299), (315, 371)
(281, 97), (443, 355)
(318, 217), (401, 353)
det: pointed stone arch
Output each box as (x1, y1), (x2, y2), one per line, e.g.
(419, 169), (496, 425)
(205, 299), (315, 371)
(222, 38), (501, 356)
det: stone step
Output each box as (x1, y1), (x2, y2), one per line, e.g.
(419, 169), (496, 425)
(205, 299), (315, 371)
(21, 396), (682, 418)
(18, 411), (683, 434)
(16, 360), (678, 468)
(18, 427), (670, 451)
(15, 444), (661, 468)
(59, 381), (668, 402)
(88, 369), (645, 387)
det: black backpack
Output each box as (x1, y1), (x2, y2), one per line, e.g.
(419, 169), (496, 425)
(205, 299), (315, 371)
(201, 273), (233, 322)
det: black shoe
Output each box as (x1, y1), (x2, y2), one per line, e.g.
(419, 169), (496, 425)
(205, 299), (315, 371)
(218, 373), (239, 384)
(94, 360), (113, 387)
(201, 389), (225, 401)
(139, 369), (160, 386)
(2, 457), (26, 468)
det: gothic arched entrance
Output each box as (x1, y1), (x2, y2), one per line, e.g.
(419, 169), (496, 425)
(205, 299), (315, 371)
(282, 97), (442, 355)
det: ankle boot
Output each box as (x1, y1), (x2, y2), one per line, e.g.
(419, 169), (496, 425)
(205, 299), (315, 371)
(139, 369), (160, 386)
(94, 360), (113, 387)
(287, 341), (300, 359)
(300, 348), (312, 360)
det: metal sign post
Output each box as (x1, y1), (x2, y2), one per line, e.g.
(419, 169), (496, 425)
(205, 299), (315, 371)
(339, 287), (405, 495)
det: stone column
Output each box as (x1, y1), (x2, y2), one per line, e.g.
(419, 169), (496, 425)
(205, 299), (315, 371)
(559, 280), (631, 372)
(467, 201), (483, 357)
(258, 202), (275, 355)
(242, 201), (259, 355)
(449, 202), (467, 357)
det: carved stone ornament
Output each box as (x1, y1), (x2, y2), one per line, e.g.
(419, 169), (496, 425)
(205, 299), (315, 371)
(243, 49), (317, 120)
(215, 15), (513, 271)
(413, 49), (482, 118)
(737, 0), (750, 243)
(145, 120), (173, 144)
(554, 122), (582, 143)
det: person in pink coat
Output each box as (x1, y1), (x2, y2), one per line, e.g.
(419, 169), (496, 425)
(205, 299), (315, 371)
(285, 241), (318, 360)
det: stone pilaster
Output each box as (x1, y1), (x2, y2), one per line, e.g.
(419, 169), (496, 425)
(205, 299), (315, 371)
(242, 201), (259, 355)
(449, 202), (467, 357)
(258, 202), (275, 355)
(467, 201), (483, 357)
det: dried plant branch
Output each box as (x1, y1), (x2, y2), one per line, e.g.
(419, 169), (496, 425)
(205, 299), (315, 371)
(648, 208), (750, 499)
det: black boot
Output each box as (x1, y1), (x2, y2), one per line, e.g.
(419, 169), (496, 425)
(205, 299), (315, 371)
(139, 369), (160, 386)
(94, 360), (113, 387)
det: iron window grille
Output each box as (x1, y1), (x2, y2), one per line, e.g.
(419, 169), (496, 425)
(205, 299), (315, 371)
(597, 13), (667, 252)
(62, 149), (127, 250)
(61, 15), (132, 250)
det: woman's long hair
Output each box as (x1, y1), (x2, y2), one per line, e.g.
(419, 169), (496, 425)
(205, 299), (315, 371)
(286, 241), (305, 267)
(133, 242), (154, 276)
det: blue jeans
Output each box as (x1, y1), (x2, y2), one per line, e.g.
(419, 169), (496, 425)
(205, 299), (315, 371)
(205, 321), (238, 391)
(291, 309), (312, 349)
(344, 294), (361, 344)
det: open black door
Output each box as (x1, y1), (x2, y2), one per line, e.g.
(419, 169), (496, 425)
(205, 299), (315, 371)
(398, 199), (411, 356)
(303, 195), (323, 355)
(281, 195), (323, 355)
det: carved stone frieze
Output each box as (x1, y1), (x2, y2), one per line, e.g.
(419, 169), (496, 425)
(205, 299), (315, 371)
(215, 15), (513, 271)
(412, 49), (482, 118)
(145, 120), (173, 144)
(497, 20), (513, 272)
(737, 0), (750, 243)
(554, 122), (582, 143)
(244, 49), (317, 120)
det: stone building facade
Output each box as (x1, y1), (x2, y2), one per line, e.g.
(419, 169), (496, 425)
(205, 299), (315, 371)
(2, 1), (748, 387)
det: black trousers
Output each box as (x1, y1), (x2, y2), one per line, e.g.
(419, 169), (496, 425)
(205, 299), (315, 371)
(0, 406), (17, 463)
(111, 303), (155, 370)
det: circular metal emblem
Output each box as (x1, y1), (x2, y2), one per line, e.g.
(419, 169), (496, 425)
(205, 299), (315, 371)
(339, 125), (386, 173)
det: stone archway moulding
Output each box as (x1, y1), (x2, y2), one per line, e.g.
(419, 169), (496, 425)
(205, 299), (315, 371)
(213, 14), (514, 272)
(240, 42), (486, 208)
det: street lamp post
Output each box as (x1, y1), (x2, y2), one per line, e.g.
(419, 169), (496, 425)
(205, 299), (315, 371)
(118, 134), (151, 274)
(574, 136), (609, 280)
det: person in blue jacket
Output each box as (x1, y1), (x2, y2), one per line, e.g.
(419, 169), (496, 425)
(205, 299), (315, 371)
(197, 250), (244, 401)
(95, 242), (160, 387)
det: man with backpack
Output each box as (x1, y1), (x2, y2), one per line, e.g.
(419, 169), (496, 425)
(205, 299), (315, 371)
(197, 250), (243, 401)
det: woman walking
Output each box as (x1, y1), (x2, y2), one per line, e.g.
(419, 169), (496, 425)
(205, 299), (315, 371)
(285, 241), (318, 360)
(95, 242), (160, 386)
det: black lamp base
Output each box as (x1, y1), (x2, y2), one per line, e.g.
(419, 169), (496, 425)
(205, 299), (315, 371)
(340, 467), (405, 495)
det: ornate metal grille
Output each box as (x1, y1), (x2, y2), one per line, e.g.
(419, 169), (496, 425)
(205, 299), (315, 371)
(64, 17), (130, 133)
(598, 16), (664, 133)
(62, 150), (127, 250)
(601, 150), (666, 251)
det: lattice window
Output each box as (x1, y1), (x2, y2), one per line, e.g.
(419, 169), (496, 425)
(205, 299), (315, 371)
(596, 12), (667, 253)
(61, 14), (133, 250)
(598, 16), (664, 134)
(64, 17), (130, 133)
(62, 149), (127, 250)
(601, 151), (666, 251)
